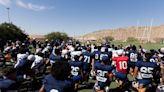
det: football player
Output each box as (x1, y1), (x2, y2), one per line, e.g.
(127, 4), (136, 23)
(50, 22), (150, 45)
(128, 45), (142, 76)
(156, 55), (164, 92)
(134, 52), (158, 92)
(81, 47), (94, 85)
(94, 56), (113, 92)
(69, 55), (83, 90)
(39, 61), (75, 92)
(112, 49), (129, 87)
(100, 47), (112, 64)
(0, 67), (17, 91)
(49, 48), (63, 65)
(91, 46), (101, 78)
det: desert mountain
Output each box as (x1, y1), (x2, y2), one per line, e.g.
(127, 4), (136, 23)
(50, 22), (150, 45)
(79, 25), (164, 42)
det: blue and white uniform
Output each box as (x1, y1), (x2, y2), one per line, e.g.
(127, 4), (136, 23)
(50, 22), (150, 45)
(0, 79), (17, 91)
(93, 50), (101, 61)
(136, 60), (158, 87)
(94, 60), (113, 90)
(49, 53), (63, 64)
(14, 53), (28, 69)
(82, 51), (94, 75)
(128, 50), (140, 68)
(69, 60), (83, 83)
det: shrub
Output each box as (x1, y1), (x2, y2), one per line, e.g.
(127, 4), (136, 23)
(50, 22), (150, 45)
(45, 32), (69, 41)
(103, 36), (114, 41)
(127, 37), (138, 42)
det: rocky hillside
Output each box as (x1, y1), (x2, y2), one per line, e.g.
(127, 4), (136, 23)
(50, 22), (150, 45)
(80, 25), (164, 42)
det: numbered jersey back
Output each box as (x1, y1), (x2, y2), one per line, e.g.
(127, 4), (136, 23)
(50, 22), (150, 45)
(83, 55), (91, 63)
(114, 56), (128, 74)
(93, 51), (101, 60)
(96, 70), (108, 82)
(82, 51), (93, 64)
(129, 52), (138, 62)
(136, 61), (157, 79)
(100, 53), (108, 61)
(71, 66), (80, 76)
(95, 53), (100, 60)
(140, 66), (154, 79)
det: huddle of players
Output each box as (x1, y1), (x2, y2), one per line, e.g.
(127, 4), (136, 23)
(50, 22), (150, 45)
(1, 40), (164, 92)
(54, 44), (164, 92)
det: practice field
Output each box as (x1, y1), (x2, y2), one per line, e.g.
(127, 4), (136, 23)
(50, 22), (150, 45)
(79, 74), (135, 92)
(112, 42), (164, 50)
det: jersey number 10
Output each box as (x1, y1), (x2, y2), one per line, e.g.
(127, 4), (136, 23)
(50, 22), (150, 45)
(119, 61), (127, 70)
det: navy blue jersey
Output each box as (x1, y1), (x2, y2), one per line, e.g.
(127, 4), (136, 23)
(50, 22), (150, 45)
(136, 61), (158, 80)
(49, 53), (63, 63)
(150, 56), (158, 63)
(69, 61), (83, 76)
(82, 51), (94, 63)
(43, 74), (74, 92)
(93, 51), (101, 61)
(82, 52), (94, 70)
(100, 52), (112, 61)
(0, 79), (17, 90)
(94, 62), (113, 83)
(128, 50), (140, 63)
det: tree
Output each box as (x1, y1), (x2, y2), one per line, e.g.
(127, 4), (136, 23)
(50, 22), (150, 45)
(45, 32), (69, 41)
(0, 23), (28, 41)
(103, 36), (114, 41)
(127, 37), (138, 42)
(155, 38), (164, 43)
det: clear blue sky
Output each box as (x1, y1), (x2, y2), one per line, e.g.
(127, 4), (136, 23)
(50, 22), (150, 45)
(0, 0), (164, 36)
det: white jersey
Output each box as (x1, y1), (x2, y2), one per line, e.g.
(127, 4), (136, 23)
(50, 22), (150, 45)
(31, 55), (43, 69)
(71, 51), (82, 56)
(3, 46), (11, 53)
(42, 47), (49, 54)
(14, 54), (28, 68)
(61, 49), (68, 58)
(35, 48), (42, 54)
(112, 50), (118, 57)
(91, 45), (95, 53)
(67, 45), (74, 52)
(71, 51), (82, 61)
(108, 48), (113, 52)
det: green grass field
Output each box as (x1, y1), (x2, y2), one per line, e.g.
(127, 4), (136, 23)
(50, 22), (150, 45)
(78, 74), (135, 92)
(112, 41), (164, 50)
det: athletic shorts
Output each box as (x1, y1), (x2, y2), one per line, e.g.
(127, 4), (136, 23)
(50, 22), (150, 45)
(128, 62), (136, 68)
(112, 69), (127, 80)
(72, 75), (82, 83)
(137, 79), (152, 88)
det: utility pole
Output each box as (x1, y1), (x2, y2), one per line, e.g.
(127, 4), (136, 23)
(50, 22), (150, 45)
(6, 7), (10, 23)
(136, 20), (140, 38)
(148, 18), (154, 42)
